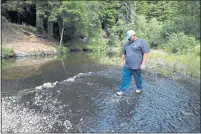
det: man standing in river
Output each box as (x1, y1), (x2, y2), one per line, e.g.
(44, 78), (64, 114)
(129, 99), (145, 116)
(116, 30), (150, 96)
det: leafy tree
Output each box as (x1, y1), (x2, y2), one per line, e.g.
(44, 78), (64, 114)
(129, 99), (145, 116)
(49, 1), (89, 45)
(146, 18), (163, 48)
(135, 1), (176, 22)
(98, 1), (121, 37)
(2, 0), (34, 23)
(173, 1), (200, 39)
(118, 1), (136, 23)
(85, 1), (102, 43)
(163, 32), (198, 54)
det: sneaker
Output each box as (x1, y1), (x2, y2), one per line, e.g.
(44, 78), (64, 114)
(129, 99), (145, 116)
(135, 89), (142, 93)
(116, 91), (124, 96)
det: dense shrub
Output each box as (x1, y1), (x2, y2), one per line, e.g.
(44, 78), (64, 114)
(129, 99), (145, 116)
(57, 46), (69, 55)
(194, 45), (200, 56)
(2, 47), (15, 58)
(163, 32), (197, 54)
(132, 15), (163, 48)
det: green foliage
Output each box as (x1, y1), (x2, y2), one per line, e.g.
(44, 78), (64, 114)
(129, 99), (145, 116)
(99, 1), (121, 27)
(87, 30), (107, 52)
(55, 46), (69, 61)
(106, 33), (121, 53)
(56, 46), (69, 55)
(161, 2), (200, 41)
(145, 18), (163, 48)
(169, 1), (200, 40)
(134, 15), (148, 40)
(2, 47), (15, 58)
(148, 51), (200, 78)
(56, 53), (69, 61)
(134, 15), (163, 48)
(161, 20), (177, 41)
(194, 45), (200, 56)
(107, 33), (118, 47)
(135, 1), (176, 22)
(182, 53), (200, 78)
(85, 1), (102, 40)
(163, 32), (198, 54)
(49, 1), (89, 38)
(118, 1), (136, 23)
(87, 39), (107, 52)
(2, 1), (34, 16)
(48, 2), (61, 22)
(135, 1), (149, 17)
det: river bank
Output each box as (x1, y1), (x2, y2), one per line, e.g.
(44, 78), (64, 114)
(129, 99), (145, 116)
(97, 50), (200, 80)
(1, 16), (58, 58)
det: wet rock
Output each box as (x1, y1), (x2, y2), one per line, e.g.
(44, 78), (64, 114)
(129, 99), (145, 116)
(42, 82), (54, 88)
(35, 86), (43, 90)
(66, 78), (75, 82)
(53, 81), (58, 86)
(77, 73), (84, 77)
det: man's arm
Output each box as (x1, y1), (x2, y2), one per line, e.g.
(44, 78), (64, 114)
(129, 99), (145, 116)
(140, 53), (148, 69)
(120, 54), (125, 67)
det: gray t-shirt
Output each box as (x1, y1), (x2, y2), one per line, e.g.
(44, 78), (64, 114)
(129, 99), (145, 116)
(123, 38), (150, 69)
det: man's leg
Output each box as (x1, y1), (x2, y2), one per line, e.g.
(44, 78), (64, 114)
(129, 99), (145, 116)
(132, 69), (143, 91)
(118, 66), (132, 94)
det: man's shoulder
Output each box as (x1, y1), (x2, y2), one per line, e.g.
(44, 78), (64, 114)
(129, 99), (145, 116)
(136, 38), (145, 42)
(137, 38), (148, 45)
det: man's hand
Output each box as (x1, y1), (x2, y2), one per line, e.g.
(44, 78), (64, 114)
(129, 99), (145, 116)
(140, 53), (148, 70)
(120, 61), (125, 67)
(140, 64), (145, 70)
(120, 54), (125, 67)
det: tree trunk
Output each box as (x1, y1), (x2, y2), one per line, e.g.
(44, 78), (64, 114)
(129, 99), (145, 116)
(86, 36), (91, 44)
(17, 1), (21, 24)
(36, 1), (44, 35)
(60, 26), (65, 46)
(103, 19), (109, 38)
(17, 12), (20, 24)
(47, 21), (53, 37)
(58, 17), (63, 38)
(36, 17), (44, 35)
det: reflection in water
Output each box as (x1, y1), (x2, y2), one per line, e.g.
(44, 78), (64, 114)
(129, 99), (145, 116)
(2, 52), (115, 80)
(2, 56), (57, 79)
(1, 52), (118, 97)
(60, 60), (67, 74)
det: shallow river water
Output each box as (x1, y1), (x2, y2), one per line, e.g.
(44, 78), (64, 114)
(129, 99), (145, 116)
(1, 52), (200, 133)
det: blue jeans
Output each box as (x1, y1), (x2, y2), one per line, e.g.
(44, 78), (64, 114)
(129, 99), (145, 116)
(120, 66), (143, 92)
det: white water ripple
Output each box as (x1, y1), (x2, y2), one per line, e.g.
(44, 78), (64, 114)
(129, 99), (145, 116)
(34, 72), (95, 90)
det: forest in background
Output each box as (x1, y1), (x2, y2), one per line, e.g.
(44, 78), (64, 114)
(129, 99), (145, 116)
(1, 0), (200, 55)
